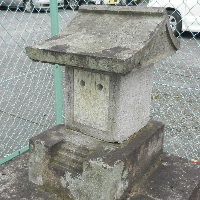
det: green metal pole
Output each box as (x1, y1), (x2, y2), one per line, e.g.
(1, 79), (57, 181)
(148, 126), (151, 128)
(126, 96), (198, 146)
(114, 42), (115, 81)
(0, 145), (29, 165)
(50, 0), (63, 125)
(50, 0), (59, 36)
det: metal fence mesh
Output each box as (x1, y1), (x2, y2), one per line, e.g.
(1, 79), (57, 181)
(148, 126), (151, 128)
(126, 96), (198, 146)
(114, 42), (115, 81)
(146, 0), (200, 161)
(0, 0), (199, 163)
(0, 7), (55, 159)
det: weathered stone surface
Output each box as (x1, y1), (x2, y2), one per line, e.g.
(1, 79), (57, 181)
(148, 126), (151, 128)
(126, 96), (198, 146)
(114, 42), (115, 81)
(29, 121), (164, 200)
(129, 194), (155, 200)
(24, 5), (183, 200)
(1, 152), (199, 200)
(29, 124), (65, 186)
(25, 5), (180, 142)
(25, 5), (180, 74)
(65, 64), (154, 142)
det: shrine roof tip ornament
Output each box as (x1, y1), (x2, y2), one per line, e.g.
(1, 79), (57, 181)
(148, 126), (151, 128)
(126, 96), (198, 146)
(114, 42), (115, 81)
(25, 5), (180, 74)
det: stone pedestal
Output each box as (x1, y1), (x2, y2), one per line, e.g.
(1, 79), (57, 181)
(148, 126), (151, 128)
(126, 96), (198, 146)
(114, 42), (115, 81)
(29, 121), (164, 200)
(25, 5), (180, 200)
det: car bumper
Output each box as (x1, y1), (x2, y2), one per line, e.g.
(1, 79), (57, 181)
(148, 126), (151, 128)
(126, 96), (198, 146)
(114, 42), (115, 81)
(33, 1), (64, 9)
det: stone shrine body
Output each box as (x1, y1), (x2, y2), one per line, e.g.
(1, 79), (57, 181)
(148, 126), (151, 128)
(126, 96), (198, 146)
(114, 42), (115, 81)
(25, 5), (180, 200)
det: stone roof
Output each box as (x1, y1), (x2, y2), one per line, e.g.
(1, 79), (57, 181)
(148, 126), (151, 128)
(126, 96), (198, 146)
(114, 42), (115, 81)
(26, 5), (180, 74)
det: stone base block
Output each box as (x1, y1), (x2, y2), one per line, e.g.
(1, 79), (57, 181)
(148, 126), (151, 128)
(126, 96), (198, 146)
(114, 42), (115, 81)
(29, 121), (164, 200)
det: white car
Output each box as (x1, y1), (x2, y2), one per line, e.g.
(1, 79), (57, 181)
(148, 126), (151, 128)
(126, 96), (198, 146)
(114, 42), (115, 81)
(0, 0), (64, 12)
(147, 0), (200, 36)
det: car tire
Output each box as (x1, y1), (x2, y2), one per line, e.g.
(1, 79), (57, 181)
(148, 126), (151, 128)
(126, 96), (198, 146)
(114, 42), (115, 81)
(125, 0), (140, 6)
(167, 10), (182, 36)
(69, 0), (79, 10)
(24, 0), (34, 13)
(133, 0), (141, 5)
(100, 0), (104, 5)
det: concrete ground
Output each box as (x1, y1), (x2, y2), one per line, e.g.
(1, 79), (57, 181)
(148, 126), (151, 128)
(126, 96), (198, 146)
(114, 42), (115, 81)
(0, 151), (199, 200)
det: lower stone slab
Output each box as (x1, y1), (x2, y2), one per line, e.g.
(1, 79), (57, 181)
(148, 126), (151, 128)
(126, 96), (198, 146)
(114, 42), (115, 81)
(29, 121), (164, 200)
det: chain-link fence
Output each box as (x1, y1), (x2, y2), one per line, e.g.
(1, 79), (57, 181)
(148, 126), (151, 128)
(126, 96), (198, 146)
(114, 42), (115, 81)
(0, 2), (75, 164)
(0, 6), (53, 163)
(0, 0), (199, 165)
(147, 0), (200, 161)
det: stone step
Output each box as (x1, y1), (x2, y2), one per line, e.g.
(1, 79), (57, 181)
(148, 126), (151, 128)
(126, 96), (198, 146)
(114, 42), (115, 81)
(59, 142), (90, 158)
(50, 141), (90, 176)
(56, 149), (86, 166)
(52, 155), (83, 175)
(50, 162), (81, 178)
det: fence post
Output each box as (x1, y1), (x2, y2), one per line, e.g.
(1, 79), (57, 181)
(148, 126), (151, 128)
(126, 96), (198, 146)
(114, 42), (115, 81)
(50, 0), (63, 125)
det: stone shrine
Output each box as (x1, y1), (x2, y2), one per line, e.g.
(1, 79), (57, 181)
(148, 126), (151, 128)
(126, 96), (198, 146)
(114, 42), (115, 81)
(25, 5), (180, 200)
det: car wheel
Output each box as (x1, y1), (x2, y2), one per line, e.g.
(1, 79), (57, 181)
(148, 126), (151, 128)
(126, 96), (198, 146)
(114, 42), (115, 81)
(24, 0), (34, 13)
(69, 0), (79, 10)
(100, 0), (104, 5)
(133, 0), (141, 5)
(167, 10), (182, 36)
